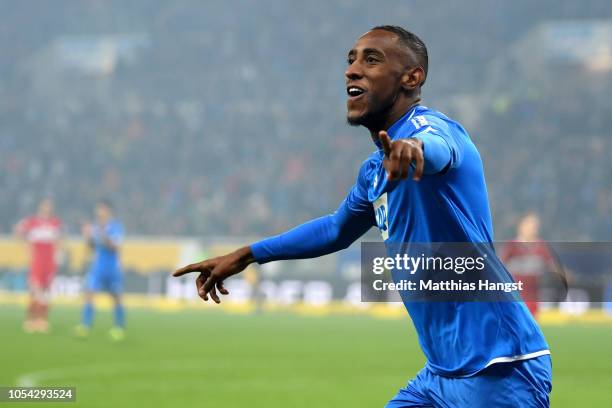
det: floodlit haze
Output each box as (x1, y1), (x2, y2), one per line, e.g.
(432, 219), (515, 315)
(1, 0), (611, 240)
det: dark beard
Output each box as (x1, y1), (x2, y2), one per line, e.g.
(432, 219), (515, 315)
(346, 111), (384, 129)
(346, 100), (391, 129)
(346, 115), (364, 127)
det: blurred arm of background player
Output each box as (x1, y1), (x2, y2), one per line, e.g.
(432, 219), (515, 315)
(82, 222), (120, 251)
(82, 223), (95, 249)
(13, 218), (27, 238)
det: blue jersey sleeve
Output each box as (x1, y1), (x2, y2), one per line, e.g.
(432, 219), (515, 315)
(251, 161), (375, 264)
(406, 114), (463, 175)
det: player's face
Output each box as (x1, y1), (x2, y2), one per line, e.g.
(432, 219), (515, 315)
(38, 200), (53, 217)
(519, 214), (540, 238)
(345, 30), (408, 127)
(96, 205), (111, 223)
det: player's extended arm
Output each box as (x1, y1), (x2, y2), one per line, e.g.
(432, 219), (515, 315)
(250, 202), (372, 263)
(173, 200), (373, 303)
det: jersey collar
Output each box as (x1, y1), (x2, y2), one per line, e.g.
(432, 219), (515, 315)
(373, 104), (421, 150)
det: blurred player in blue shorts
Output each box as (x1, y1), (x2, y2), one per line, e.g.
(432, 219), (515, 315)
(75, 200), (126, 341)
(174, 26), (552, 406)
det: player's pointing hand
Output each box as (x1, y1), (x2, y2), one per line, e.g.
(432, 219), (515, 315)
(172, 246), (255, 304)
(379, 130), (424, 182)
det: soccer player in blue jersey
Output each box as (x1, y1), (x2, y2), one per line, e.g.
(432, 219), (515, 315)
(174, 26), (552, 407)
(75, 200), (126, 341)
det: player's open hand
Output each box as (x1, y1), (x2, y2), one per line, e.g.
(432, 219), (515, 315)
(379, 130), (424, 181)
(172, 246), (255, 304)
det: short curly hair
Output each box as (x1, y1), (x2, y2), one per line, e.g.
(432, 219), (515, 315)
(371, 25), (428, 85)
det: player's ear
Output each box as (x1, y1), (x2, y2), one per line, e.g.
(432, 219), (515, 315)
(401, 66), (425, 91)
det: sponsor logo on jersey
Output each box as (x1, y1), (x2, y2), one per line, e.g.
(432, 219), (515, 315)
(373, 193), (389, 240)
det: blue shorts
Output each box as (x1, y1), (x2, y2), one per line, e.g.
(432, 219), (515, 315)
(386, 355), (552, 408)
(86, 267), (123, 294)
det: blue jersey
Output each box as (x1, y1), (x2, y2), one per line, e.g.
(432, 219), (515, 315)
(252, 104), (549, 377)
(90, 220), (124, 274)
(364, 106), (492, 243)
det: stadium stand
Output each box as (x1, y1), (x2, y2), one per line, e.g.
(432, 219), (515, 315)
(1, 0), (610, 240)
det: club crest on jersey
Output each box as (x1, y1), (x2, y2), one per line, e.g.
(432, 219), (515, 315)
(373, 193), (389, 240)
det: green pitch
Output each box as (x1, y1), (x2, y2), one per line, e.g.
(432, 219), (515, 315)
(1, 305), (611, 407)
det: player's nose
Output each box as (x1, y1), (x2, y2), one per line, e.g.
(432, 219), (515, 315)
(345, 63), (363, 82)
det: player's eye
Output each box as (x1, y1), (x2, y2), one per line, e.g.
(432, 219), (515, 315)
(347, 57), (355, 65)
(366, 56), (379, 64)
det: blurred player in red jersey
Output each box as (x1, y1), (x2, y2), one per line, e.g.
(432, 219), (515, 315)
(13, 198), (62, 333)
(500, 212), (564, 317)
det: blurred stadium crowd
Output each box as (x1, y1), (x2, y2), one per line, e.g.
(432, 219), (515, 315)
(1, 0), (611, 240)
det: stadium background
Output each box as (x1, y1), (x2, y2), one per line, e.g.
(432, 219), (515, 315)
(1, 1), (611, 407)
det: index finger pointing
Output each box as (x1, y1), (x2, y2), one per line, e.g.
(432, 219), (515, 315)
(379, 131), (392, 157)
(173, 261), (208, 277)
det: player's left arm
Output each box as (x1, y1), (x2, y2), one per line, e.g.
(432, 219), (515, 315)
(379, 119), (459, 181)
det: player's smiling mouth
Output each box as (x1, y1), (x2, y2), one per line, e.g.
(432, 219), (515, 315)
(347, 86), (366, 100)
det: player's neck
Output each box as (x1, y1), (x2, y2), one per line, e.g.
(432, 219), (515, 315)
(367, 98), (421, 140)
